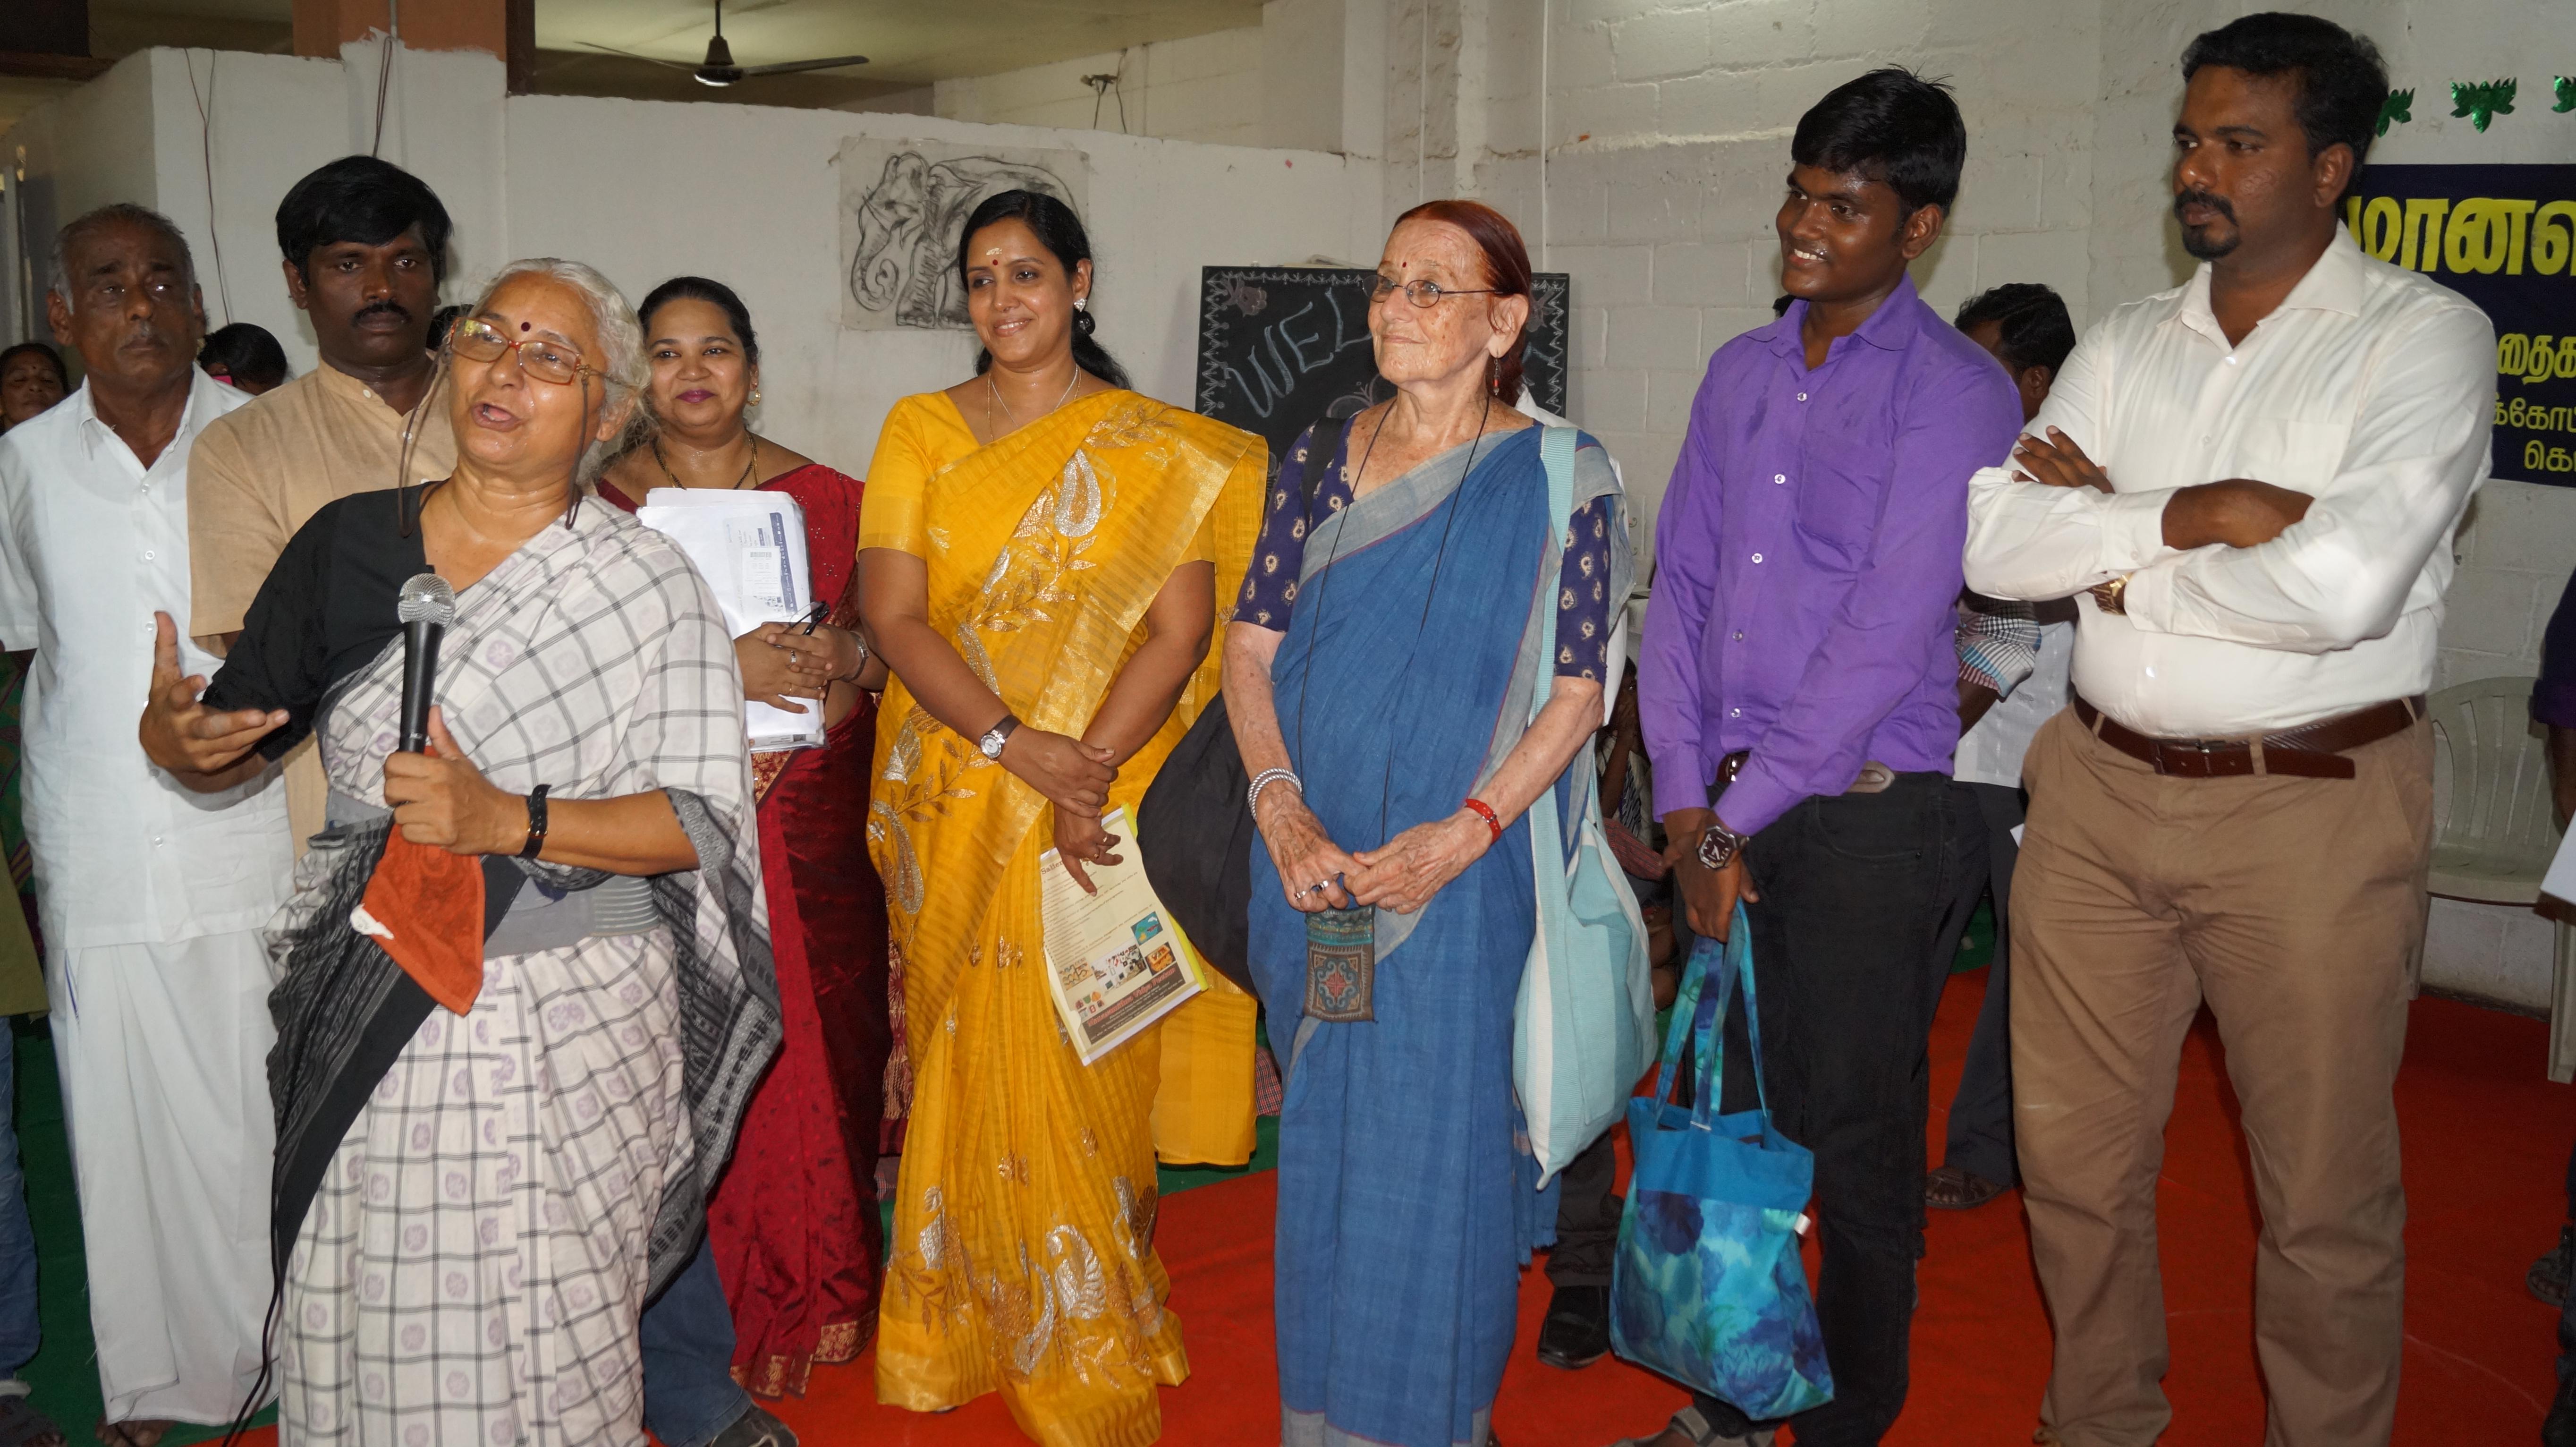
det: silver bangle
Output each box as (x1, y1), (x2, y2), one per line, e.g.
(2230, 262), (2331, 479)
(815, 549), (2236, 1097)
(1247, 767), (1302, 820)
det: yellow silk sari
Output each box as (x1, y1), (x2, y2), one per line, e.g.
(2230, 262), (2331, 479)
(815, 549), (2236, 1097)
(867, 389), (1262, 1446)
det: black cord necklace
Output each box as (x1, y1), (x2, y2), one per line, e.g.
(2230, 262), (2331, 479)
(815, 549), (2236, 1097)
(652, 434), (758, 491)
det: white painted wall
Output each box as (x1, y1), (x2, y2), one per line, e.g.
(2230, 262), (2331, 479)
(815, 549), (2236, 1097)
(934, 27), (1268, 149)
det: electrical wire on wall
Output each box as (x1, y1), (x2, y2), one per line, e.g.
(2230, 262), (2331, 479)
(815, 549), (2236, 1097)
(371, 0), (404, 157)
(1539, 0), (1551, 268)
(185, 49), (234, 325)
(1082, 48), (1131, 134)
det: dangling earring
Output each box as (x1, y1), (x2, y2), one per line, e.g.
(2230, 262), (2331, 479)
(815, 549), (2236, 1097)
(749, 386), (762, 407)
(1073, 296), (1096, 338)
(1487, 354), (1501, 394)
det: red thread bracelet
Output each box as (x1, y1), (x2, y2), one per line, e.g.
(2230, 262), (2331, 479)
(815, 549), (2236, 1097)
(1462, 797), (1503, 843)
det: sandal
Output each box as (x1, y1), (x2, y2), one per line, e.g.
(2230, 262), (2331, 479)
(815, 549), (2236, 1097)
(1925, 1165), (2009, 1210)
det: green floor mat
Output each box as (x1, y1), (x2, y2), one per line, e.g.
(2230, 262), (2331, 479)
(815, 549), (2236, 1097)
(13, 1018), (274, 1443)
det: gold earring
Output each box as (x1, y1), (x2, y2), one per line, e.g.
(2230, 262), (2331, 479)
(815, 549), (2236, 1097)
(750, 387), (762, 406)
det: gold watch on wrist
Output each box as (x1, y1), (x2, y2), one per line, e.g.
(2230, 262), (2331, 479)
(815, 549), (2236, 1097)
(2090, 573), (2132, 615)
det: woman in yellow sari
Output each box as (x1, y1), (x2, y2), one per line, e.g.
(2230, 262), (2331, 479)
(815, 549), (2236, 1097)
(856, 189), (1263, 1446)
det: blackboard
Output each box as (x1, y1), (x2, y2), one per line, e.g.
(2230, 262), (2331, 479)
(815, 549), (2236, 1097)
(1193, 267), (1570, 476)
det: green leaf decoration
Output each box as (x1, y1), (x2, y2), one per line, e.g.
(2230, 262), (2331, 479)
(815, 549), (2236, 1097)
(2450, 77), (2517, 132)
(2554, 77), (2575, 113)
(2377, 88), (2414, 136)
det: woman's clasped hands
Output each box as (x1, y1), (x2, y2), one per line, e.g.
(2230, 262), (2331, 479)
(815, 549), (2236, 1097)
(1255, 786), (1489, 916)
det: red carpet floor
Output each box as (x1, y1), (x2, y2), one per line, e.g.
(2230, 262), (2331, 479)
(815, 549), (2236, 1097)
(232, 970), (2575, 1445)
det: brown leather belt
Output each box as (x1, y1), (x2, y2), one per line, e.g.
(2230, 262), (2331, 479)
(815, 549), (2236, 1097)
(1716, 750), (1896, 795)
(2070, 694), (2424, 780)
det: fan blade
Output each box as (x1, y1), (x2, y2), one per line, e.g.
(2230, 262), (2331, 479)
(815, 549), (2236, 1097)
(574, 41), (703, 71)
(734, 54), (871, 77)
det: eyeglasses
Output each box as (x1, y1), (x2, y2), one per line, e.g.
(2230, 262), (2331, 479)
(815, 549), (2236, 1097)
(1368, 276), (1501, 308)
(448, 316), (597, 386)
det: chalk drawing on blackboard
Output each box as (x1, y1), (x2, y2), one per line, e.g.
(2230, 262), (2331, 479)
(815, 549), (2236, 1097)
(836, 138), (1091, 332)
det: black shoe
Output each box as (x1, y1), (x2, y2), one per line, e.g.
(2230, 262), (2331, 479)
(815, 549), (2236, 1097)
(2535, 1225), (2575, 1306)
(1536, 1284), (1610, 1370)
(2545, 1370), (2576, 1447)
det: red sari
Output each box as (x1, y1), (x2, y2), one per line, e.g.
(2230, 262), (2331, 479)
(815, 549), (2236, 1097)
(606, 464), (892, 1396)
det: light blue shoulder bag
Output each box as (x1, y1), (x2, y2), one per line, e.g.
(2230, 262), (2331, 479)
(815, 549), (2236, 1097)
(1514, 425), (1659, 1184)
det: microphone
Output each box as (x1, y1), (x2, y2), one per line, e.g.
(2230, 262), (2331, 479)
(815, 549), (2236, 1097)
(397, 572), (457, 754)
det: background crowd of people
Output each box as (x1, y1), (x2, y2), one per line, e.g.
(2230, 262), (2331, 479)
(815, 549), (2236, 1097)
(0, 8), (2546, 1447)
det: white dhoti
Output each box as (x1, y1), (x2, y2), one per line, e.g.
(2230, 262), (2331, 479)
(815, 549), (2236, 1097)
(47, 930), (277, 1424)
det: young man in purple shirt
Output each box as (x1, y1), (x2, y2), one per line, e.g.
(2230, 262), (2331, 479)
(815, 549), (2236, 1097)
(1616, 68), (2023, 1447)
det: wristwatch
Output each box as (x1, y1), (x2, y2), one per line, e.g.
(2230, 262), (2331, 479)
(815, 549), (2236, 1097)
(977, 713), (1021, 760)
(2090, 573), (2132, 615)
(1695, 819), (1753, 872)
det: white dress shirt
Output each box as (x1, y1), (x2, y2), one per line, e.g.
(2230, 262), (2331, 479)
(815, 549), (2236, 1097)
(0, 371), (290, 951)
(1963, 227), (2494, 738)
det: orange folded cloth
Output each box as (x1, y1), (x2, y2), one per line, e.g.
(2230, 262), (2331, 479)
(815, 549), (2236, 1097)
(353, 830), (487, 1015)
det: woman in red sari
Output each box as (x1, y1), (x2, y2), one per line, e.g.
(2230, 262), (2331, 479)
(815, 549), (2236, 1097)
(600, 275), (894, 1399)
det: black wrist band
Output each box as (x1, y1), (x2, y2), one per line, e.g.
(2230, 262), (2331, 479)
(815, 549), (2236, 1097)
(520, 784), (551, 860)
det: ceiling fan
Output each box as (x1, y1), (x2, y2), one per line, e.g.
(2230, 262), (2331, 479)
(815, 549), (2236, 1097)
(581, 0), (870, 88)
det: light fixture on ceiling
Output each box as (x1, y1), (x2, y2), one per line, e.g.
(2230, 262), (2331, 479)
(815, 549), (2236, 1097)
(582, 0), (869, 89)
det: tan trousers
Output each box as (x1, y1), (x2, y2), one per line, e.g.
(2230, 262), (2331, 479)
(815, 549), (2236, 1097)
(2011, 708), (2430, 1447)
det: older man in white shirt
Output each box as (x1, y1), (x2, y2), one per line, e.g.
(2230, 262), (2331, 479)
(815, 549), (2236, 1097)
(1963, 17), (2491, 1447)
(0, 204), (290, 1445)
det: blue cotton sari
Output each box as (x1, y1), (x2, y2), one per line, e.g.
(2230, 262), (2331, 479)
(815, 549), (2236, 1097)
(1250, 423), (1629, 1447)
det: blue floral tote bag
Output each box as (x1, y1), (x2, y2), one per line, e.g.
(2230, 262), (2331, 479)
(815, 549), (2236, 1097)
(1608, 911), (1833, 1418)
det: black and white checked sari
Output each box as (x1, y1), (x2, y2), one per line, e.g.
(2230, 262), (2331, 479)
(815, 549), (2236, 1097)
(207, 488), (780, 1443)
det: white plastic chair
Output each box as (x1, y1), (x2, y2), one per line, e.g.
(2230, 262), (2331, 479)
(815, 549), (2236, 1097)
(2423, 677), (2576, 1082)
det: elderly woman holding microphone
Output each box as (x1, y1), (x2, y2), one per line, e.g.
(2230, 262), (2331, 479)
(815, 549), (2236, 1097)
(1225, 198), (1631, 1447)
(140, 258), (776, 1445)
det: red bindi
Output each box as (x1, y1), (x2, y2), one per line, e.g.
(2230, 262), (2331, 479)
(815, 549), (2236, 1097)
(520, 322), (532, 332)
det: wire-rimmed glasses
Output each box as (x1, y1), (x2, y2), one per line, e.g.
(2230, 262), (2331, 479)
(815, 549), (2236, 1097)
(1367, 275), (1501, 308)
(448, 316), (598, 386)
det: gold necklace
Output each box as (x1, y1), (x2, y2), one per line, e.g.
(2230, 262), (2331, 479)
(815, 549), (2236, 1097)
(984, 366), (1082, 431)
(652, 434), (759, 490)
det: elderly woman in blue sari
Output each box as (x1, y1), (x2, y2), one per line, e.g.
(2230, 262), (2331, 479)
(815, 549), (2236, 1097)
(1223, 199), (1630, 1447)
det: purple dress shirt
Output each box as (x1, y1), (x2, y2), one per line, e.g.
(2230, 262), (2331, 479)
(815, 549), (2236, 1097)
(1638, 273), (2024, 837)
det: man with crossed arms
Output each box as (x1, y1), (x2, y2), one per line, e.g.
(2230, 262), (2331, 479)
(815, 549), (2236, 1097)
(1964, 14), (2490, 1446)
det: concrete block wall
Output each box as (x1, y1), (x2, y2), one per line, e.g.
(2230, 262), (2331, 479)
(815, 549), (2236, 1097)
(932, 27), (1266, 148)
(1529, 0), (2104, 570)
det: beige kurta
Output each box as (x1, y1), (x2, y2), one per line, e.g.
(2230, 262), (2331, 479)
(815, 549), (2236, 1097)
(186, 363), (455, 851)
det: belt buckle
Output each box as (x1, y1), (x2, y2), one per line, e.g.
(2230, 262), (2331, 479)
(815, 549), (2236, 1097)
(2160, 737), (2224, 778)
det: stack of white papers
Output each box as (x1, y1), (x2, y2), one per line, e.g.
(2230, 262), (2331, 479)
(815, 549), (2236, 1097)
(634, 488), (824, 753)
(1038, 807), (1210, 1065)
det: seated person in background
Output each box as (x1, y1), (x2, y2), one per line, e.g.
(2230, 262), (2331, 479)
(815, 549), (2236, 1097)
(1924, 281), (2077, 1214)
(197, 321), (290, 394)
(0, 344), (67, 433)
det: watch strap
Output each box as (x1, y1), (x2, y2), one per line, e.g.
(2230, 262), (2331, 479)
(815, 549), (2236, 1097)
(520, 784), (551, 860)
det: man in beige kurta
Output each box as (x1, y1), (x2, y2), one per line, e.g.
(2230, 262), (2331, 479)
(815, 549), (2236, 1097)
(187, 156), (455, 851)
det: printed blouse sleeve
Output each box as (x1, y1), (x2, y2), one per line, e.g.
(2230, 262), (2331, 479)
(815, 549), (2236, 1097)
(1230, 421), (1325, 630)
(1551, 494), (1617, 680)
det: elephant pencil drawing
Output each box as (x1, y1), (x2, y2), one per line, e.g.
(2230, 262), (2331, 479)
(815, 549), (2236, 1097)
(847, 151), (1080, 329)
